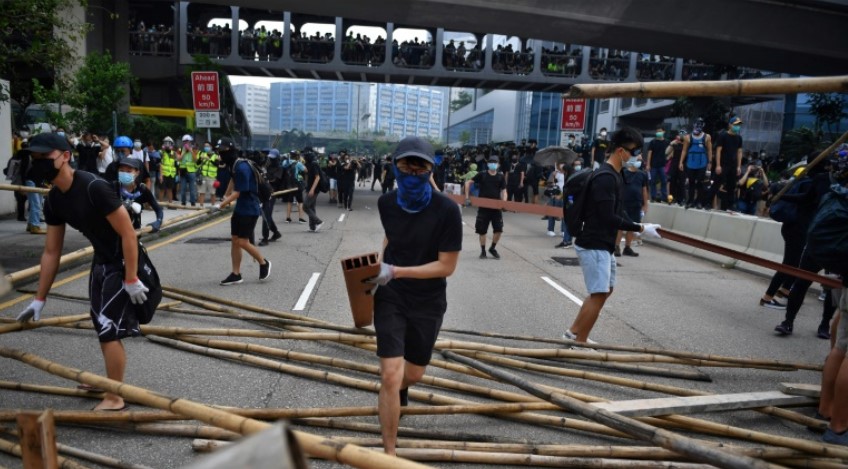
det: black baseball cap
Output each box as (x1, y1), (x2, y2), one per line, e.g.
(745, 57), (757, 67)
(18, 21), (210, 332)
(392, 136), (434, 164)
(118, 158), (143, 170)
(28, 133), (72, 153)
(216, 137), (235, 149)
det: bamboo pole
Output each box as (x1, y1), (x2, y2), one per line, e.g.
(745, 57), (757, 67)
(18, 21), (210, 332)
(440, 328), (817, 371)
(0, 314), (89, 335)
(149, 335), (627, 438)
(6, 210), (212, 285)
(564, 75), (848, 99)
(0, 381), (104, 400)
(0, 183), (48, 194)
(0, 435), (90, 469)
(140, 324), (376, 344)
(0, 346), (434, 469)
(157, 202), (207, 211)
(393, 448), (716, 468)
(55, 442), (154, 469)
(771, 129), (848, 203)
(518, 356), (713, 382)
(442, 351), (769, 469)
(291, 418), (532, 444)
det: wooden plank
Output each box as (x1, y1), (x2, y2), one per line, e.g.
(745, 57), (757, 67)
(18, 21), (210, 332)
(780, 382), (821, 398)
(17, 413), (45, 469)
(444, 194), (563, 218)
(37, 410), (58, 469)
(590, 391), (816, 417)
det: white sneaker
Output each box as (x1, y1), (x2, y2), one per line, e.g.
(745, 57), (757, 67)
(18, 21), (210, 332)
(562, 329), (598, 344)
(546, 231), (556, 237)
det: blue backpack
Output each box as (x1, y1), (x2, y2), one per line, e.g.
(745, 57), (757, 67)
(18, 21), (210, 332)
(806, 187), (848, 276)
(769, 178), (810, 223)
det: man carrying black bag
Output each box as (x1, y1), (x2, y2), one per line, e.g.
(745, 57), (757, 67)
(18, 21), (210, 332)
(14, 133), (150, 412)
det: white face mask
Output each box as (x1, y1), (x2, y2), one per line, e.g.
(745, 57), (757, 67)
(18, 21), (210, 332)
(600, 131), (607, 137)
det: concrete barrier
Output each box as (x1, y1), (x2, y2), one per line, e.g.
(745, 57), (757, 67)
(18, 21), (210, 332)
(643, 203), (784, 278)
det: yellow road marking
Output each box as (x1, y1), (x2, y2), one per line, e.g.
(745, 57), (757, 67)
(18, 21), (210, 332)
(0, 216), (229, 312)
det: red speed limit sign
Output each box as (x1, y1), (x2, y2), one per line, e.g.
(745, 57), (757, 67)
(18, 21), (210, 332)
(191, 71), (220, 111)
(561, 98), (586, 131)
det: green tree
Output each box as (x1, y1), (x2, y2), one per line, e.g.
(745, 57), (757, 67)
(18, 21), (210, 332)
(781, 126), (826, 164)
(0, 0), (90, 106)
(33, 51), (135, 133)
(129, 116), (188, 146)
(808, 92), (847, 138)
(450, 90), (472, 111)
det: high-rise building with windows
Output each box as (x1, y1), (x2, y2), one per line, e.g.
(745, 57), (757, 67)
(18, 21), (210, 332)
(369, 84), (444, 140)
(231, 84), (270, 135)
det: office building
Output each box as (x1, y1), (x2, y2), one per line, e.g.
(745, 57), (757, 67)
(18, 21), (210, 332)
(231, 84), (270, 135)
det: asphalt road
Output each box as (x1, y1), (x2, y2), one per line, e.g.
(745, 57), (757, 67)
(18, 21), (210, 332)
(0, 185), (834, 468)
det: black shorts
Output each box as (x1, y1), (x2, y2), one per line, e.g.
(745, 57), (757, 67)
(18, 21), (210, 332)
(281, 187), (304, 203)
(231, 214), (259, 239)
(374, 286), (447, 366)
(624, 204), (642, 224)
(527, 179), (540, 195)
(89, 263), (141, 343)
(475, 208), (504, 234)
(161, 176), (175, 190)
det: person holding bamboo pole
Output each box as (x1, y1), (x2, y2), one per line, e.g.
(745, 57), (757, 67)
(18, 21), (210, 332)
(14, 132), (149, 412)
(366, 136), (462, 456)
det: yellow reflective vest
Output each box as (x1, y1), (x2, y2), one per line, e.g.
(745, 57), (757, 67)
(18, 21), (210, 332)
(160, 150), (177, 177)
(199, 151), (219, 178)
(179, 150), (198, 173)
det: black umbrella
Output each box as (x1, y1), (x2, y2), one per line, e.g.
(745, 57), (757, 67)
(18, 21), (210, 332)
(533, 146), (579, 167)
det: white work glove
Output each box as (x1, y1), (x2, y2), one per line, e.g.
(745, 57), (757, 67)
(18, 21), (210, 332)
(17, 299), (45, 322)
(210, 203), (222, 212)
(124, 278), (149, 304)
(366, 263), (396, 286)
(641, 223), (662, 239)
(130, 202), (142, 214)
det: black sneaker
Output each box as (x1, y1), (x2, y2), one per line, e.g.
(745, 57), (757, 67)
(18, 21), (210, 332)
(285, 218), (292, 223)
(271, 232), (282, 242)
(399, 388), (409, 407)
(258, 239), (269, 246)
(479, 251), (487, 259)
(220, 273), (243, 286)
(622, 246), (639, 257)
(555, 241), (572, 249)
(298, 218), (307, 224)
(259, 259), (272, 281)
(817, 325), (831, 340)
(488, 247), (500, 259)
(614, 246), (622, 257)
(759, 298), (786, 310)
(774, 322), (793, 336)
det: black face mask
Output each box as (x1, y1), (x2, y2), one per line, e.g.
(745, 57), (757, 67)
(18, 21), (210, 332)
(29, 158), (62, 184)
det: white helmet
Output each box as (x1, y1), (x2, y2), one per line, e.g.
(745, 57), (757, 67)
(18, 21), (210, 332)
(162, 136), (174, 144)
(181, 134), (193, 142)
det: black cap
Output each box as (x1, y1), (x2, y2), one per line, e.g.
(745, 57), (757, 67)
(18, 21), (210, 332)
(392, 136), (434, 164)
(488, 155), (499, 163)
(28, 133), (72, 153)
(117, 157), (143, 170)
(216, 137), (235, 150)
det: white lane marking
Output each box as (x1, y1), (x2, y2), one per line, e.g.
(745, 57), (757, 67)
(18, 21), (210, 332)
(541, 276), (584, 307)
(294, 273), (321, 311)
(338, 214), (346, 222)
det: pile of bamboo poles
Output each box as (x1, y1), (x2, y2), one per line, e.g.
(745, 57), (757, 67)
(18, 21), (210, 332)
(0, 285), (842, 469)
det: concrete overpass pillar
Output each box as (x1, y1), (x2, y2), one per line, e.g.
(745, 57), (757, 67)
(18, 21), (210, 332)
(674, 58), (684, 81)
(283, 12), (292, 60)
(333, 17), (343, 65)
(580, 46), (591, 81)
(483, 34), (494, 73)
(434, 28), (444, 71)
(385, 22), (394, 71)
(230, 6), (239, 60)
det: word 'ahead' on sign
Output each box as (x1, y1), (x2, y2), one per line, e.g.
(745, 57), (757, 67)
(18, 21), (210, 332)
(561, 98), (586, 131)
(191, 71), (220, 111)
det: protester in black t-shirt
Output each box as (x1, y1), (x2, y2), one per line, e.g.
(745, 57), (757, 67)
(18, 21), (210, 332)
(302, 150), (324, 231)
(715, 116), (744, 210)
(337, 151), (359, 211)
(366, 136), (462, 457)
(505, 151), (525, 202)
(666, 132), (685, 205)
(16, 133), (149, 412)
(645, 126), (669, 202)
(75, 132), (101, 174)
(566, 128), (661, 345)
(616, 154), (649, 257)
(465, 155), (507, 259)
(381, 156), (396, 194)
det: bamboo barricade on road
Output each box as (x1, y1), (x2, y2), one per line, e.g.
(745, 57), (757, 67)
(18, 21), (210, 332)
(159, 305), (374, 335)
(0, 313), (89, 335)
(5, 209), (213, 286)
(0, 435), (91, 469)
(442, 351), (769, 469)
(0, 426), (153, 469)
(0, 346), (434, 469)
(564, 75), (848, 99)
(0, 183), (49, 194)
(518, 355), (713, 381)
(0, 380), (104, 400)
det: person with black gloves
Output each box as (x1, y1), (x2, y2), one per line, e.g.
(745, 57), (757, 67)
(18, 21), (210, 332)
(15, 132), (148, 411)
(116, 158), (164, 232)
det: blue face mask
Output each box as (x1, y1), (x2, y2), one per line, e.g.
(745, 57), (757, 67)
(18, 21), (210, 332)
(118, 171), (136, 186)
(731, 125), (741, 133)
(487, 163), (498, 171)
(627, 157), (642, 169)
(203, 146), (211, 153)
(393, 167), (432, 213)
(574, 165), (582, 171)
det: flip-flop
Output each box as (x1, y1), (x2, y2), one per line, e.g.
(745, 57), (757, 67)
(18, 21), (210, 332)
(92, 404), (129, 412)
(77, 384), (104, 392)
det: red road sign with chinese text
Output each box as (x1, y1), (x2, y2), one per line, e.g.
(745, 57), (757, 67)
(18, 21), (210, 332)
(191, 72), (220, 111)
(561, 98), (586, 131)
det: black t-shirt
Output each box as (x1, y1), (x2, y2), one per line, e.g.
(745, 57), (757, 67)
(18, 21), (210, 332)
(75, 143), (100, 173)
(648, 139), (669, 168)
(575, 163), (642, 252)
(715, 130), (743, 167)
(305, 160), (321, 191)
(668, 141), (683, 166)
(621, 169), (648, 207)
(472, 171), (506, 199)
(506, 162), (524, 185)
(382, 162), (395, 183)
(44, 171), (125, 264)
(338, 162), (357, 185)
(592, 139), (609, 163)
(378, 191), (463, 298)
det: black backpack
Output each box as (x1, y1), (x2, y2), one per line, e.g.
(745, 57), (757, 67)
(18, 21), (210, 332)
(562, 168), (598, 237)
(238, 159), (273, 203)
(134, 242), (162, 324)
(317, 166), (330, 193)
(281, 162), (299, 190)
(806, 188), (848, 276)
(769, 178), (809, 224)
